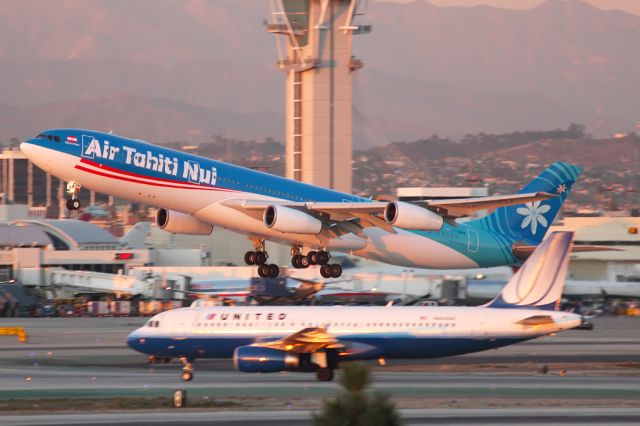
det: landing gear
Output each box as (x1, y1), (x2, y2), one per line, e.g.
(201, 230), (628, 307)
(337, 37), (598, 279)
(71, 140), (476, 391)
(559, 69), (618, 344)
(244, 250), (267, 266)
(291, 254), (310, 269)
(320, 264), (342, 278)
(66, 198), (81, 211)
(246, 239), (280, 278)
(245, 238), (268, 266)
(65, 180), (82, 211)
(258, 264), (280, 278)
(180, 357), (194, 382)
(307, 250), (330, 266)
(316, 368), (335, 382)
(290, 246), (310, 269)
(306, 250), (342, 277)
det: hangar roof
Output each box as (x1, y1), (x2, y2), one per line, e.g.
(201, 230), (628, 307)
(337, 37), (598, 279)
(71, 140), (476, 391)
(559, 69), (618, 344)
(11, 220), (120, 250)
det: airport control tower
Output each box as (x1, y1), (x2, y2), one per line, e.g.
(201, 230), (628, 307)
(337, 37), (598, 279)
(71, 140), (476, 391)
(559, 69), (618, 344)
(268, 0), (370, 193)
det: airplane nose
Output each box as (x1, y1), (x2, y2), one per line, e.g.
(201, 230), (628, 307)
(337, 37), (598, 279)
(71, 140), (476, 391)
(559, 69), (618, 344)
(19, 142), (32, 156)
(127, 329), (146, 352)
(20, 141), (51, 172)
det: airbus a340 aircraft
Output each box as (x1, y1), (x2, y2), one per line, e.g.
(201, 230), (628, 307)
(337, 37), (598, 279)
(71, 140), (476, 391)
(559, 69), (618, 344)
(21, 129), (582, 278)
(127, 231), (582, 382)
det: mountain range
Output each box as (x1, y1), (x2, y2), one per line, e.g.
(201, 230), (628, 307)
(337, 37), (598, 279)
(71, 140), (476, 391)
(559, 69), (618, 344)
(0, 0), (638, 146)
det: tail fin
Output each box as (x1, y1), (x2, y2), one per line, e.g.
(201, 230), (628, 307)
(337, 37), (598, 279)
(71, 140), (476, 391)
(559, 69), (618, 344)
(485, 231), (573, 311)
(120, 222), (151, 249)
(470, 162), (581, 244)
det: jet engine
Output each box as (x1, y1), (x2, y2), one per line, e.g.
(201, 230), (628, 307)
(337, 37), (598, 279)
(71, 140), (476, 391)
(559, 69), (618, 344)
(156, 208), (213, 235)
(384, 201), (444, 231)
(233, 346), (299, 373)
(264, 205), (322, 234)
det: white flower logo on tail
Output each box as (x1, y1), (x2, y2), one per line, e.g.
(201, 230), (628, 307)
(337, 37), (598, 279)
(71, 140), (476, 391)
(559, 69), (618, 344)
(517, 201), (551, 235)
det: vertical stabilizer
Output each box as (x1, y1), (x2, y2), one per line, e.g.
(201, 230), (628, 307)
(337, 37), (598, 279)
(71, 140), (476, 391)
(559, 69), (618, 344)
(469, 162), (581, 244)
(120, 222), (151, 249)
(485, 231), (573, 311)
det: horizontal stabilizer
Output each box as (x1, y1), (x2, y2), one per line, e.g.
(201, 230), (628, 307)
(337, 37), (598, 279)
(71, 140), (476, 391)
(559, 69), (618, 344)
(516, 315), (554, 326)
(419, 192), (556, 218)
(513, 243), (622, 260)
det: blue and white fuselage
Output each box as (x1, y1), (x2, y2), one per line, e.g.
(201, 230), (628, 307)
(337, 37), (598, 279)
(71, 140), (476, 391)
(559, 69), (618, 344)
(127, 232), (582, 381)
(127, 305), (580, 360)
(20, 129), (581, 270)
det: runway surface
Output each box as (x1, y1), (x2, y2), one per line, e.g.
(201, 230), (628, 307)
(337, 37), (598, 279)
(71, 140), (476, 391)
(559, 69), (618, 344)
(0, 316), (639, 424)
(3, 408), (640, 425)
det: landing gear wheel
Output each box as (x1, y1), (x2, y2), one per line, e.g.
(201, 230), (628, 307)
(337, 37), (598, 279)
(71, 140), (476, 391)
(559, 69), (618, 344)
(255, 251), (267, 265)
(329, 264), (342, 278)
(307, 251), (318, 265)
(268, 264), (280, 278)
(244, 251), (256, 265)
(181, 371), (193, 382)
(257, 265), (267, 278)
(66, 198), (81, 211)
(320, 265), (332, 279)
(292, 254), (310, 269)
(316, 368), (334, 382)
(316, 251), (330, 265)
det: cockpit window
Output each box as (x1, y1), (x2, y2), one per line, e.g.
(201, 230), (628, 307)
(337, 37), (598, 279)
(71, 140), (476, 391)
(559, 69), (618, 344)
(146, 320), (160, 328)
(36, 134), (60, 142)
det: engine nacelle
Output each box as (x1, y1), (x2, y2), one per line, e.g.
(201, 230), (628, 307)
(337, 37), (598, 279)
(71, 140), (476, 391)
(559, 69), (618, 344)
(264, 205), (322, 234)
(156, 208), (213, 235)
(233, 346), (299, 373)
(384, 201), (444, 231)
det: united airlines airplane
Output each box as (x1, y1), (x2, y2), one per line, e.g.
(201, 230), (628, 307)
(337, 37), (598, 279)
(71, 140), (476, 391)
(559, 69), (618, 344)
(21, 129), (583, 278)
(127, 232), (582, 382)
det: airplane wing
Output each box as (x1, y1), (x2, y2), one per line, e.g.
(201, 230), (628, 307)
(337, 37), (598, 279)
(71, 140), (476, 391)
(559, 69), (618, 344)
(222, 198), (395, 234)
(221, 192), (555, 234)
(250, 326), (383, 359)
(254, 326), (345, 353)
(416, 192), (556, 218)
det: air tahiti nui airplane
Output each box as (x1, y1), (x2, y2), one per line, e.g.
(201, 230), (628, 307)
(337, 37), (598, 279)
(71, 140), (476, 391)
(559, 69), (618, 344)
(21, 129), (583, 278)
(127, 231), (583, 382)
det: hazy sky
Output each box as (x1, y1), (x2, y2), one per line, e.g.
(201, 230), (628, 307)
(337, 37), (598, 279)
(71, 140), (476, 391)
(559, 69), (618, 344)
(390, 0), (640, 16)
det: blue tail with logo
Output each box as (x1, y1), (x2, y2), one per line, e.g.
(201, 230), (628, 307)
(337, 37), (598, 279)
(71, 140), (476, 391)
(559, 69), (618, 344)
(470, 162), (581, 245)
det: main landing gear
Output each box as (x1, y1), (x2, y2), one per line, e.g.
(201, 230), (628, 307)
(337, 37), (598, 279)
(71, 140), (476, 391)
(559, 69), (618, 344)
(316, 367), (335, 382)
(65, 180), (82, 211)
(245, 239), (281, 278)
(180, 356), (194, 382)
(303, 250), (342, 278)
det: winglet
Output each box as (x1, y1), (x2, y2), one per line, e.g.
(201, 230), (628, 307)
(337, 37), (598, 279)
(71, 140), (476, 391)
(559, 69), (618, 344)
(485, 231), (573, 311)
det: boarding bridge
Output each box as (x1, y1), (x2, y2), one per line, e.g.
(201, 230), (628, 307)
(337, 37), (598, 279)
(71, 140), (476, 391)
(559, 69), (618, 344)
(47, 269), (189, 300)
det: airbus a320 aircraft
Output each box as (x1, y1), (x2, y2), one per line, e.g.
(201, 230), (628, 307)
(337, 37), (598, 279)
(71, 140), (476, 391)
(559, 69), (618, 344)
(21, 129), (582, 278)
(127, 232), (582, 382)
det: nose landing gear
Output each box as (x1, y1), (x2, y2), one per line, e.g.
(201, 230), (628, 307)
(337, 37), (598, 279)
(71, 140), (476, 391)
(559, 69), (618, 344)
(65, 180), (82, 211)
(180, 357), (194, 382)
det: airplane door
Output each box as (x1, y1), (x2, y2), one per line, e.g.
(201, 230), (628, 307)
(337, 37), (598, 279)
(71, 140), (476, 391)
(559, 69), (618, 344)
(170, 311), (190, 339)
(467, 229), (479, 253)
